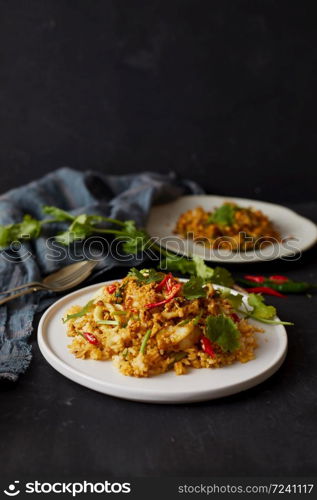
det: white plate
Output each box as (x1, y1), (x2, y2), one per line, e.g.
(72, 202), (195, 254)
(146, 195), (317, 263)
(38, 280), (288, 403)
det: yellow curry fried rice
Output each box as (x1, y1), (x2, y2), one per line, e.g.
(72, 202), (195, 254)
(64, 269), (262, 377)
(174, 202), (280, 251)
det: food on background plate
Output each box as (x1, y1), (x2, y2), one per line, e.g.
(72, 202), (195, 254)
(63, 269), (264, 377)
(174, 202), (280, 251)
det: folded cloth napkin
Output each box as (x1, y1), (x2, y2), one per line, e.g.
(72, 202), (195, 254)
(0, 168), (203, 381)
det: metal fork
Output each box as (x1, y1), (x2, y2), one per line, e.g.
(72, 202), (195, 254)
(0, 260), (98, 306)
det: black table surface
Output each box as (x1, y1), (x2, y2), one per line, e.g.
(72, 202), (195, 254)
(1, 0), (317, 480)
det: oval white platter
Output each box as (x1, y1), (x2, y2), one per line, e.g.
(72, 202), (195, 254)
(146, 195), (317, 263)
(38, 280), (288, 404)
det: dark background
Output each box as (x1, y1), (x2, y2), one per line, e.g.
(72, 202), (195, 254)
(1, 0), (317, 481)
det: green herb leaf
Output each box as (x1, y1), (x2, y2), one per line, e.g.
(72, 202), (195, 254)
(208, 204), (237, 226)
(0, 225), (11, 248)
(42, 206), (75, 222)
(247, 293), (276, 320)
(160, 255), (233, 288)
(221, 289), (243, 309)
(128, 268), (163, 284)
(160, 255), (196, 275)
(205, 314), (240, 352)
(0, 215), (42, 249)
(182, 277), (206, 300)
(15, 215), (41, 239)
(140, 329), (152, 354)
(192, 256), (234, 287)
(192, 256), (214, 280)
(55, 215), (95, 245)
(62, 300), (94, 323)
(119, 221), (151, 254)
(212, 267), (234, 287)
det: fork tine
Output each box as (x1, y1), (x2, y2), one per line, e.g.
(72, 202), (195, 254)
(51, 262), (96, 287)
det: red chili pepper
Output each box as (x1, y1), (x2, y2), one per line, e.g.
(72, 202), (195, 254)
(106, 284), (117, 294)
(244, 275), (265, 283)
(155, 273), (173, 292)
(165, 276), (174, 292)
(246, 287), (286, 298)
(145, 283), (182, 309)
(201, 336), (215, 358)
(230, 313), (240, 323)
(82, 332), (99, 345)
(269, 275), (289, 283)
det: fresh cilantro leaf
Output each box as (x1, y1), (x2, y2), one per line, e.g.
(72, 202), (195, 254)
(62, 300), (94, 323)
(192, 256), (214, 280)
(221, 289), (243, 309)
(161, 255), (211, 278)
(15, 215), (41, 239)
(121, 220), (139, 235)
(55, 214), (99, 245)
(128, 268), (163, 284)
(247, 293), (276, 320)
(0, 225), (10, 248)
(182, 277), (206, 300)
(160, 255), (196, 275)
(42, 206), (75, 222)
(18, 216), (38, 239)
(205, 314), (240, 352)
(192, 256), (234, 287)
(0, 215), (41, 248)
(245, 293), (293, 325)
(121, 230), (150, 254)
(115, 221), (152, 255)
(84, 215), (112, 226)
(211, 266), (234, 287)
(208, 203), (237, 226)
(160, 255), (233, 288)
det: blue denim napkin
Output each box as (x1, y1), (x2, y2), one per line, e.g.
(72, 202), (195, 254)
(0, 168), (203, 381)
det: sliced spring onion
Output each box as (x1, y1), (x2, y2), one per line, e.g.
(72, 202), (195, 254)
(97, 320), (119, 325)
(140, 329), (152, 354)
(178, 318), (191, 327)
(113, 310), (127, 316)
(178, 313), (202, 327)
(62, 300), (94, 323)
(193, 313), (202, 325)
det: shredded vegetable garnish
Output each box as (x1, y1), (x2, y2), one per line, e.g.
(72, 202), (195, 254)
(140, 330), (152, 354)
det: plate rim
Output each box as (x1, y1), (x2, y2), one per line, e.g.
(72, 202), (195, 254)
(38, 279), (288, 403)
(146, 194), (317, 263)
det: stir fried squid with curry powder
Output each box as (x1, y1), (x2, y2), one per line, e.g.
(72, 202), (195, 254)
(174, 202), (280, 251)
(64, 269), (261, 377)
